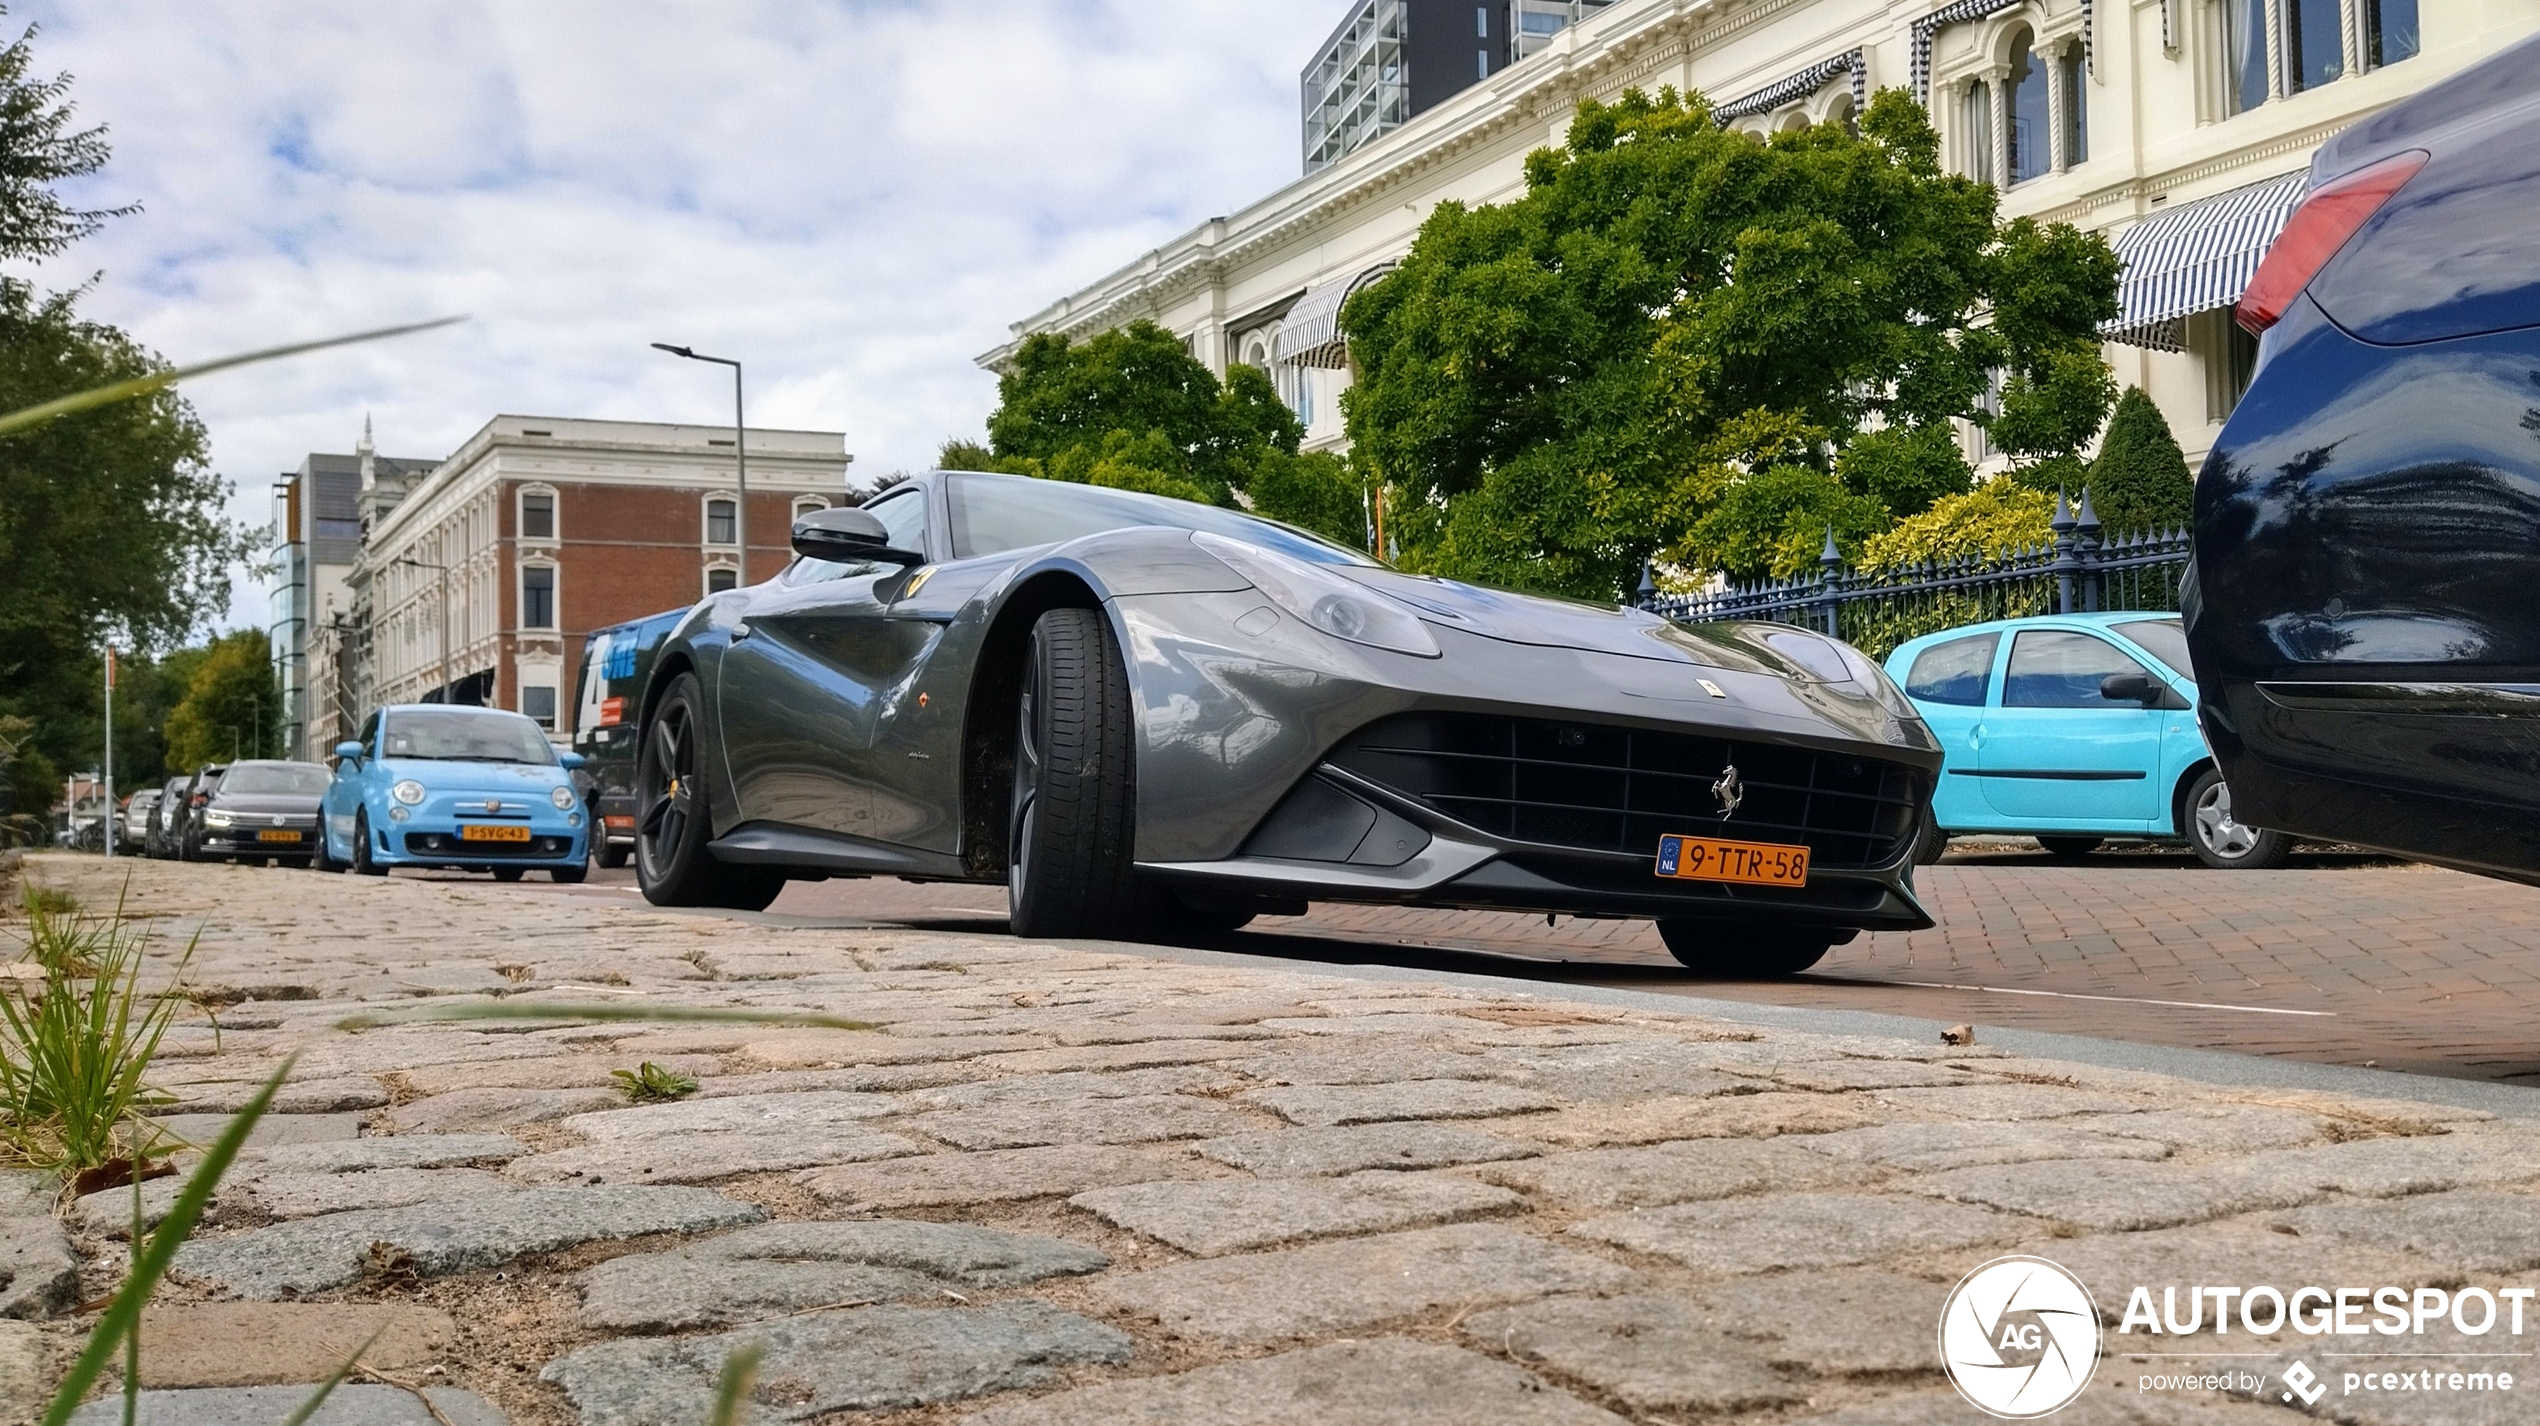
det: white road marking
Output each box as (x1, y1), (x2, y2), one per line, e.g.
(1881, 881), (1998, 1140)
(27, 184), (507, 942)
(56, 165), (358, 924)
(1890, 980), (2334, 1016)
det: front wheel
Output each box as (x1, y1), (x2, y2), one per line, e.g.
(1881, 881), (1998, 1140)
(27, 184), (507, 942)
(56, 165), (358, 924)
(635, 673), (785, 912)
(491, 867), (525, 883)
(2036, 836), (2104, 859)
(551, 860), (588, 884)
(1910, 808), (1948, 866)
(597, 839), (630, 869)
(2184, 767), (2293, 870)
(351, 811), (386, 876)
(1008, 608), (1141, 939)
(1656, 919), (1843, 978)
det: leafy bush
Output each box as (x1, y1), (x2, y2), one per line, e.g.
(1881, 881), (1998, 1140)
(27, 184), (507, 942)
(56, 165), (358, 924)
(1858, 477), (2057, 572)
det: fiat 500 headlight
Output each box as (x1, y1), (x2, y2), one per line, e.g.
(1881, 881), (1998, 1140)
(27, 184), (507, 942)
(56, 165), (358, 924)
(549, 785), (577, 811)
(391, 780), (426, 806)
(1192, 532), (1440, 659)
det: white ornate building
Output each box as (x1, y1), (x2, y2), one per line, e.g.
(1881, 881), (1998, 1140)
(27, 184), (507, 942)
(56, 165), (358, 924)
(993, 0), (2536, 469)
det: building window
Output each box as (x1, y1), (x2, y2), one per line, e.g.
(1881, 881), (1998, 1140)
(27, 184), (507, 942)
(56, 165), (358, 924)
(1476, 6), (1487, 36)
(1961, 81), (1994, 184)
(520, 490), (554, 540)
(2059, 45), (2088, 164)
(522, 565), (556, 630)
(2366, 0), (2419, 68)
(706, 567), (738, 595)
(793, 497), (828, 522)
(2200, 312), (2262, 421)
(2286, 0), (2343, 91)
(706, 498), (737, 545)
(2008, 32), (2050, 184)
(522, 684), (557, 730)
(2223, 0), (2268, 114)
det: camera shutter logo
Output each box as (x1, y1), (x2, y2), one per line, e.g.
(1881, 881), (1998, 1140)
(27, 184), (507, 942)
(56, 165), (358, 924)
(1940, 1255), (2101, 1418)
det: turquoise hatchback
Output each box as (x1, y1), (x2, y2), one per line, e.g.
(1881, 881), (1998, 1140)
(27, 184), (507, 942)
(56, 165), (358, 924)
(1882, 614), (2289, 869)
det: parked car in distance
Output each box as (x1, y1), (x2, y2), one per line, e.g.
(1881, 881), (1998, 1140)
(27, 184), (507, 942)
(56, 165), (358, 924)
(320, 705), (588, 881)
(635, 470), (1938, 976)
(1886, 613), (2290, 869)
(173, 764), (227, 861)
(189, 761), (332, 865)
(572, 605), (688, 869)
(2188, 31), (2540, 884)
(148, 775), (190, 858)
(121, 790), (160, 853)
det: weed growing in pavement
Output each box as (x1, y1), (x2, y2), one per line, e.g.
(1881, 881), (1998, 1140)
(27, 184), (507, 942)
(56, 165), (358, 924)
(16, 884), (79, 922)
(0, 887), (192, 1172)
(613, 1060), (700, 1103)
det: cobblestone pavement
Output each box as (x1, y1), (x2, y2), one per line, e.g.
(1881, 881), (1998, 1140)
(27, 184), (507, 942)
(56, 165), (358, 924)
(557, 848), (2540, 1085)
(19, 853), (2540, 1425)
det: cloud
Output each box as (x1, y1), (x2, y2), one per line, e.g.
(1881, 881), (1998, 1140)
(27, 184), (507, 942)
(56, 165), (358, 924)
(12, 0), (1335, 632)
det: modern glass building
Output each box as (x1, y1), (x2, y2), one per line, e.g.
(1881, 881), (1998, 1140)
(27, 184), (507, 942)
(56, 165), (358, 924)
(1303, 1), (1619, 172)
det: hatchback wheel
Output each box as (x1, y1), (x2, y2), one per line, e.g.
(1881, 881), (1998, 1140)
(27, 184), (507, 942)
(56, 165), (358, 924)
(1656, 920), (1842, 978)
(351, 811), (386, 876)
(1008, 608), (1140, 939)
(2185, 767), (2293, 869)
(635, 673), (784, 911)
(2037, 836), (2104, 859)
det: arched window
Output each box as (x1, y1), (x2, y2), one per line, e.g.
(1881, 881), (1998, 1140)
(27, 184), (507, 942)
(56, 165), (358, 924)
(2008, 31), (2050, 184)
(1823, 92), (1856, 137)
(793, 496), (828, 522)
(1961, 81), (1994, 184)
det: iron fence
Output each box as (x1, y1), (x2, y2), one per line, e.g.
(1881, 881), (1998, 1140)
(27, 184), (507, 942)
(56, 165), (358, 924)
(1642, 490), (2192, 661)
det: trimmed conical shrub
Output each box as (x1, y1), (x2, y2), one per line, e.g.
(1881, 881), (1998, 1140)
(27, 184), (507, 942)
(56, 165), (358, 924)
(2086, 387), (2193, 535)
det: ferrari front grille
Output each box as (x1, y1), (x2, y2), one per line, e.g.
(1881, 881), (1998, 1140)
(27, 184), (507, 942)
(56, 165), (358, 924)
(1325, 712), (1923, 870)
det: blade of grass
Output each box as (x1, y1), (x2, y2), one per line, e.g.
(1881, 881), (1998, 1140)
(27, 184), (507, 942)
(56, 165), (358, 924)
(335, 1001), (876, 1032)
(0, 316), (465, 439)
(708, 1343), (764, 1426)
(40, 1054), (295, 1426)
(276, 1327), (386, 1426)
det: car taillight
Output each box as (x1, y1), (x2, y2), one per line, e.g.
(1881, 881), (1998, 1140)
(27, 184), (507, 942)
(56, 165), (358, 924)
(2237, 150), (2429, 335)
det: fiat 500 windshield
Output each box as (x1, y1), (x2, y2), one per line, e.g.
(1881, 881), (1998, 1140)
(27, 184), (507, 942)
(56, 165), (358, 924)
(381, 711), (558, 765)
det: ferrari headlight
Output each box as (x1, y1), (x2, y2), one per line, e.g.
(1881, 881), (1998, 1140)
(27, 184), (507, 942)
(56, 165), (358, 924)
(1192, 532), (1440, 659)
(201, 810), (234, 828)
(391, 780), (426, 806)
(549, 785), (577, 811)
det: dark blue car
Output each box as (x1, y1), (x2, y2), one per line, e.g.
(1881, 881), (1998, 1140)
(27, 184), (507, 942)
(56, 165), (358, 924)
(2186, 32), (2540, 885)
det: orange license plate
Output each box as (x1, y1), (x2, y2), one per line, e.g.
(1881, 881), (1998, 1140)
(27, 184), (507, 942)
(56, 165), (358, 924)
(1654, 834), (1809, 887)
(459, 824), (531, 843)
(256, 829), (302, 843)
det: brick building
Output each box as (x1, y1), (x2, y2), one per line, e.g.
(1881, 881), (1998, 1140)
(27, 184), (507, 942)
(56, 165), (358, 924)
(336, 415), (853, 745)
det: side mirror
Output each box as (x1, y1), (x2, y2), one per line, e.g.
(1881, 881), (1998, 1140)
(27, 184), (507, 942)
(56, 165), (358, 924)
(558, 751), (586, 771)
(2099, 673), (2154, 705)
(792, 506), (924, 567)
(334, 741), (364, 761)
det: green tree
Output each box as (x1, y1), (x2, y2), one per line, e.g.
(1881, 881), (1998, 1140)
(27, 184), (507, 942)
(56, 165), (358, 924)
(1340, 87), (2120, 599)
(2085, 386), (2194, 535)
(162, 631), (279, 771)
(979, 321), (1374, 549)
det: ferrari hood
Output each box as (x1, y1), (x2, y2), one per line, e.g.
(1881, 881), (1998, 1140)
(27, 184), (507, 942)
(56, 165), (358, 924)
(1335, 567), (1842, 682)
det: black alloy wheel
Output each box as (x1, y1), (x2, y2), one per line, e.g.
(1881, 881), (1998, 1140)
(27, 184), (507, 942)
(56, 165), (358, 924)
(635, 673), (784, 911)
(310, 829), (338, 873)
(552, 857), (588, 884)
(1656, 919), (1843, 978)
(491, 867), (525, 883)
(1910, 808), (1948, 866)
(2184, 766), (2294, 870)
(2036, 836), (2105, 859)
(1007, 608), (1141, 939)
(351, 811), (386, 876)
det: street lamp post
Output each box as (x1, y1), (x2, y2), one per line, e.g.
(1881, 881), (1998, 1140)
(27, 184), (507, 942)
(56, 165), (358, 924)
(651, 343), (749, 586)
(395, 555), (454, 703)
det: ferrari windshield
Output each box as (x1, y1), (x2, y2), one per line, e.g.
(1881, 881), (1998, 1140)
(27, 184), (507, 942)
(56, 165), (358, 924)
(216, 762), (333, 796)
(946, 471), (1376, 567)
(382, 709), (559, 765)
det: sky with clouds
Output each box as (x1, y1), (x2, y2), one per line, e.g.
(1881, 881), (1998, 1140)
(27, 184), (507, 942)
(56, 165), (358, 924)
(13, 0), (1341, 634)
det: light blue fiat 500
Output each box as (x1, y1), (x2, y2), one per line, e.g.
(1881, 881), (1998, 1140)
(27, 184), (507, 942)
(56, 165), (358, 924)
(321, 705), (590, 882)
(1882, 614), (2289, 869)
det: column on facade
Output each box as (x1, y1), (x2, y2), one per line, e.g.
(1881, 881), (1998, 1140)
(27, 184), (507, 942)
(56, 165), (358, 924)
(2046, 40), (2069, 174)
(2265, 0), (2288, 99)
(1985, 65), (2013, 188)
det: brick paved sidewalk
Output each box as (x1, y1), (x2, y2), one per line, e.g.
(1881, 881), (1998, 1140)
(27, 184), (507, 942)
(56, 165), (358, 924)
(16, 854), (2540, 1425)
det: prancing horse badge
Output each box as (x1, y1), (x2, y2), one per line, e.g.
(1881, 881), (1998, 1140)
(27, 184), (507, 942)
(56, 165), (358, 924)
(1712, 763), (1743, 819)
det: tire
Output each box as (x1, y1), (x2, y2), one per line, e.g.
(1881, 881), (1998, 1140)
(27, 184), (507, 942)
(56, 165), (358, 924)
(2036, 836), (2104, 859)
(310, 834), (338, 873)
(351, 811), (386, 876)
(635, 672), (785, 912)
(598, 840), (630, 870)
(1007, 608), (1141, 939)
(2184, 767), (2293, 870)
(491, 867), (525, 883)
(1656, 919), (1842, 978)
(1910, 808), (1948, 866)
(551, 861), (588, 884)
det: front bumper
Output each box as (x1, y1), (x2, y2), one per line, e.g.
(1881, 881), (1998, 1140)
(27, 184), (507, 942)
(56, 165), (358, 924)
(199, 820), (320, 856)
(366, 816), (586, 867)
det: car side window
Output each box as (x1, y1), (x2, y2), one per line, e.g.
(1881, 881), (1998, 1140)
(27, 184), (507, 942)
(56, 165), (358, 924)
(2004, 631), (2156, 709)
(1904, 634), (2000, 707)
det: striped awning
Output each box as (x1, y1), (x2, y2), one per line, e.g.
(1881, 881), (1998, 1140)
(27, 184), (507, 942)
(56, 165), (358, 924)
(2101, 171), (2310, 351)
(1270, 262), (1396, 369)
